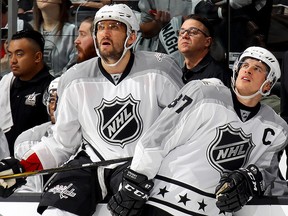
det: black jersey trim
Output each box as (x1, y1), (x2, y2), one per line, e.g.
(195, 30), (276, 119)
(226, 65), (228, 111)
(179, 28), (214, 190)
(118, 52), (134, 83)
(98, 52), (135, 85)
(149, 197), (208, 216)
(155, 174), (216, 199)
(231, 89), (261, 122)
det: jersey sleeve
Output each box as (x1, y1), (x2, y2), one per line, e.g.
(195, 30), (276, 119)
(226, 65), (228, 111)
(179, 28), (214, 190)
(253, 113), (288, 193)
(131, 80), (211, 179)
(20, 83), (84, 170)
(20, 150), (43, 172)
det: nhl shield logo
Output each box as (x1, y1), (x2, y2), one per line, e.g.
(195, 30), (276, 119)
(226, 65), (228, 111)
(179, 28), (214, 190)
(207, 124), (255, 173)
(95, 94), (143, 148)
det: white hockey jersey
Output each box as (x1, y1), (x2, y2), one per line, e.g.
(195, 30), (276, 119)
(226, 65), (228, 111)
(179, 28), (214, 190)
(14, 122), (53, 192)
(29, 51), (184, 169)
(131, 79), (288, 216)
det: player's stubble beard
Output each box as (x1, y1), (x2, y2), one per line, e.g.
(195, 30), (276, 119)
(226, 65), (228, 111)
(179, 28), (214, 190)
(97, 39), (124, 65)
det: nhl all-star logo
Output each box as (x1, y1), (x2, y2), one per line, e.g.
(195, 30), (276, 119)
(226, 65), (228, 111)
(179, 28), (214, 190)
(95, 94), (143, 148)
(207, 124), (255, 173)
(25, 92), (41, 106)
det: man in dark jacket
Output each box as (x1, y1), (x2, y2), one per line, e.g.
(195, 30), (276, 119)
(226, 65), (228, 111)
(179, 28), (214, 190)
(0, 30), (54, 156)
(178, 15), (231, 86)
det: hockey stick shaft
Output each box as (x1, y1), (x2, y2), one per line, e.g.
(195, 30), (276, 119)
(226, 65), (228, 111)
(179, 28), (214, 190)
(0, 157), (132, 180)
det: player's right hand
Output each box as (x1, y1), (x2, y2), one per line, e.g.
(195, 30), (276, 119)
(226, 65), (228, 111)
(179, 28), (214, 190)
(0, 157), (26, 198)
(107, 168), (154, 216)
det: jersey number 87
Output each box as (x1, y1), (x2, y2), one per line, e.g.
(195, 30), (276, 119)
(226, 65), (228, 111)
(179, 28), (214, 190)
(167, 94), (193, 114)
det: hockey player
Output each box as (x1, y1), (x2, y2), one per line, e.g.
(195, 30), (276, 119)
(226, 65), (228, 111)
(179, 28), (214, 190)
(107, 46), (288, 216)
(0, 3), (183, 216)
(13, 77), (60, 192)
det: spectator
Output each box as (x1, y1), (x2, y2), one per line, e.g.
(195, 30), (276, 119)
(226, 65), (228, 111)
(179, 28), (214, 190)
(57, 16), (97, 98)
(0, 30), (54, 156)
(194, 0), (273, 53)
(134, 0), (195, 66)
(14, 77), (60, 193)
(74, 16), (97, 64)
(178, 14), (231, 86)
(32, 0), (77, 77)
(18, 0), (33, 14)
(108, 46), (288, 216)
(1, 1), (33, 75)
(0, 4), (183, 216)
(137, 0), (193, 38)
(1, 1), (33, 49)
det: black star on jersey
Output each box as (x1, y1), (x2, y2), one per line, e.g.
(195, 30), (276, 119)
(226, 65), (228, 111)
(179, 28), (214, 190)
(157, 186), (169, 198)
(178, 193), (190, 206)
(198, 199), (207, 211)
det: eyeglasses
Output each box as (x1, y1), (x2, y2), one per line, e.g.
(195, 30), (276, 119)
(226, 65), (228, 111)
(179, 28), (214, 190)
(177, 27), (209, 37)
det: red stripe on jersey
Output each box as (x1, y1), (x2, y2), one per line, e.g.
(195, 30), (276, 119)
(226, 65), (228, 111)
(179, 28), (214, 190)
(20, 153), (43, 172)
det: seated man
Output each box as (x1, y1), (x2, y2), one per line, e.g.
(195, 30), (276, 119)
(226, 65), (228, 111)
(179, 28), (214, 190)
(14, 77), (60, 192)
(0, 29), (54, 156)
(177, 14), (231, 86)
(108, 46), (288, 216)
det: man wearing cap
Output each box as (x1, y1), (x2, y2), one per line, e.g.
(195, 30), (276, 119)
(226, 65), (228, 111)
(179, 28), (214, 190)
(0, 29), (53, 156)
(0, 4), (183, 216)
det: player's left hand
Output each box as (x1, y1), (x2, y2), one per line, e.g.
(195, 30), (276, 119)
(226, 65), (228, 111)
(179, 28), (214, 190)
(0, 157), (26, 198)
(107, 168), (154, 216)
(215, 164), (264, 212)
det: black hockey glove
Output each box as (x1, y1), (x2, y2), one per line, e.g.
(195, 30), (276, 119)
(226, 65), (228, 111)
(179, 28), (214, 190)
(215, 164), (264, 213)
(107, 168), (154, 216)
(0, 157), (26, 198)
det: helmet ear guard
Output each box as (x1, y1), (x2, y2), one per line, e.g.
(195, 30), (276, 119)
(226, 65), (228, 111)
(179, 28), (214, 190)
(231, 46), (281, 99)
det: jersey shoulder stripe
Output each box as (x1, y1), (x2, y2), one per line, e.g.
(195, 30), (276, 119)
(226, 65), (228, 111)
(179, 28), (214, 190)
(181, 78), (232, 107)
(133, 51), (184, 88)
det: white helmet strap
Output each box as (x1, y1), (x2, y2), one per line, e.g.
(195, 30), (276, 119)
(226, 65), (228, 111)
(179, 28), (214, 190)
(93, 25), (134, 67)
(232, 78), (271, 100)
(103, 32), (132, 67)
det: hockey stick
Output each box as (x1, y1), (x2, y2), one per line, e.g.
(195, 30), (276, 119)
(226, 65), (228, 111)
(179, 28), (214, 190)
(0, 157), (132, 180)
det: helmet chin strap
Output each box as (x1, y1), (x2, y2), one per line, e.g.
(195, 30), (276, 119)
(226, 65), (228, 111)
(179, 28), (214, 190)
(232, 79), (271, 100)
(94, 32), (133, 67)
